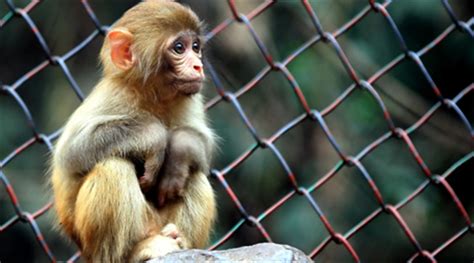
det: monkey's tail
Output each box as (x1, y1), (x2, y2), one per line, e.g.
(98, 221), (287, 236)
(74, 157), (151, 263)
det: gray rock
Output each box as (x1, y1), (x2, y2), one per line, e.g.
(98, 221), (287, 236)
(147, 243), (312, 262)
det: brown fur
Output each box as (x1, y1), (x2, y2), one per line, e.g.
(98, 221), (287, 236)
(51, 1), (216, 262)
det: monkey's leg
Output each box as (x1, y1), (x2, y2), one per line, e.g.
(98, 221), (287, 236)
(74, 157), (156, 263)
(171, 171), (216, 248)
(130, 172), (215, 261)
(51, 168), (82, 242)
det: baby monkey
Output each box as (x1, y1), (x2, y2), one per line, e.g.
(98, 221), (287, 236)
(51, 1), (216, 262)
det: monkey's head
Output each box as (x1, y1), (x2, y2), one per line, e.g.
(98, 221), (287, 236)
(100, 0), (205, 97)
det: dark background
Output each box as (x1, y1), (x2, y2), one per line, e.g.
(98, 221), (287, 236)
(0, 0), (473, 262)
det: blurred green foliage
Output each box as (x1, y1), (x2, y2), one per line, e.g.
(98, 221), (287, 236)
(0, 0), (473, 262)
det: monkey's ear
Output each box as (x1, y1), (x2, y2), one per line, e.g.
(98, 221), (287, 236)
(108, 28), (135, 71)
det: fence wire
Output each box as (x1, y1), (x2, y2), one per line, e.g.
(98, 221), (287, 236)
(0, 0), (473, 262)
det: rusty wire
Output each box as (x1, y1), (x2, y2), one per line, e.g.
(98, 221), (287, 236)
(0, 0), (473, 262)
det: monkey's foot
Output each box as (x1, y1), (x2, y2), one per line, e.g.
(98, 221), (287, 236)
(132, 224), (184, 261)
(160, 223), (181, 241)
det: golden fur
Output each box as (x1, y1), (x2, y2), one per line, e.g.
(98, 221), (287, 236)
(51, 1), (216, 262)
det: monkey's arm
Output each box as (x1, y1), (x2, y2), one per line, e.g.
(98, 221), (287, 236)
(156, 126), (213, 207)
(56, 116), (167, 187)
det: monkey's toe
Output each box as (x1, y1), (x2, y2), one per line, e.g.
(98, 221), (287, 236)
(132, 234), (182, 261)
(161, 223), (180, 239)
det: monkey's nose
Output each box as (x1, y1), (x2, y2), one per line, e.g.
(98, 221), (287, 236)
(193, 64), (203, 73)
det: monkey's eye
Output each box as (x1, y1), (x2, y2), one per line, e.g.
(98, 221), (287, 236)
(173, 42), (185, 54)
(192, 41), (200, 53)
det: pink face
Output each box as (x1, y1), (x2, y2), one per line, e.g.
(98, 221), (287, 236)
(167, 32), (205, 95)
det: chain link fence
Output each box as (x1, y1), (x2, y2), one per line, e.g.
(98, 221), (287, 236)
(0, 0), (472, 262)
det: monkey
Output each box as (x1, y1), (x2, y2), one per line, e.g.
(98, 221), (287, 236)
(50, 1), (216, 262)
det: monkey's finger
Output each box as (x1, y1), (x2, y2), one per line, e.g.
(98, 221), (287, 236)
(169, 185), (181, 199)
(159, 187), (179, 207)
(138, 172), (154, 192)
(158, 192), (167, 207)
(157, 181), (172, 207)
(157, 179), (166, 206)
(169, 177), (186, 195)
(157, 181), (180, 207)
(144, 161), (160, 179)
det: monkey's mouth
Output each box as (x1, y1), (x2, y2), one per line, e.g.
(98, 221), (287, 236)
(175, 78), (203, 95)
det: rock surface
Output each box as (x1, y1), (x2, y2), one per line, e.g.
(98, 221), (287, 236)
(147, 243), (312, 262)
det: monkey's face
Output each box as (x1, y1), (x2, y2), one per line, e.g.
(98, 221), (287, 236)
(102, 0), (205, 99)
(165, 31), (205, 96)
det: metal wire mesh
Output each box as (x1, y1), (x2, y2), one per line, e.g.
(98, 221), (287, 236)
(0, 0), (472, 262)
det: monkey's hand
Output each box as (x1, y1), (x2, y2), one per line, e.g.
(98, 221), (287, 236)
(157, 128), (208, 207)
(140, 153), (164, 193)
